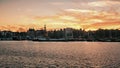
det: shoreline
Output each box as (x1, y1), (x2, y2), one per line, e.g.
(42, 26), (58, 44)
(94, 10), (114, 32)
(0, 39), (120, 42)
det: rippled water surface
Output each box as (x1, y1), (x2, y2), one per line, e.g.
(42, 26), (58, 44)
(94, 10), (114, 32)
(0, 41), (120, 68)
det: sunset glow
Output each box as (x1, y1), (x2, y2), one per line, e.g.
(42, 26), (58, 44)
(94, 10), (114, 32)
(0, 0), (120, 32)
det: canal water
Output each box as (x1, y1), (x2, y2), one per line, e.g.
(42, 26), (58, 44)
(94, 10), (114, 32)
(0, 41), (120, 68)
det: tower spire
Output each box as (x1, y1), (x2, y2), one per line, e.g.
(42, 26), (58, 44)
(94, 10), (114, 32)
(44, 24), (46, 31)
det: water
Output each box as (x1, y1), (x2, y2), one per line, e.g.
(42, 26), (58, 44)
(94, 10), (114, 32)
(0, 41), (120, 68)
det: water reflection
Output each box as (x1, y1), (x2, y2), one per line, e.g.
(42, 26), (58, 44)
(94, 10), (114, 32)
(0, 41), (120, 68)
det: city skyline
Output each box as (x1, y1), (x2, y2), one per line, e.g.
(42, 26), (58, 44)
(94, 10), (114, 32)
(0, 0), (120, 32)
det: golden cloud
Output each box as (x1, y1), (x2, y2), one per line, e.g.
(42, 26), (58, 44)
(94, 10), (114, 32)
(33, 9), (120, 30)
(82, 21), (120, 31)
(87, 1), (120, 7)
(0, 9), (120, 32)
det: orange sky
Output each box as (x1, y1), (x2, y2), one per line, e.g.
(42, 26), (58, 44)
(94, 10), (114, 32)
(0, 0), (120, 32)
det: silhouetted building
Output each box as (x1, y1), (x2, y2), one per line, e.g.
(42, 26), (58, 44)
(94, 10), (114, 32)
(0, 30), (13, 40)
(64, 28), (73, 40)
(27, 28), (35, 40)
(36, 30), (45, 37)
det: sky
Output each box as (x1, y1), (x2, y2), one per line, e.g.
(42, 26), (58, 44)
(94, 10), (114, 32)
(0, 0), (120, 32)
